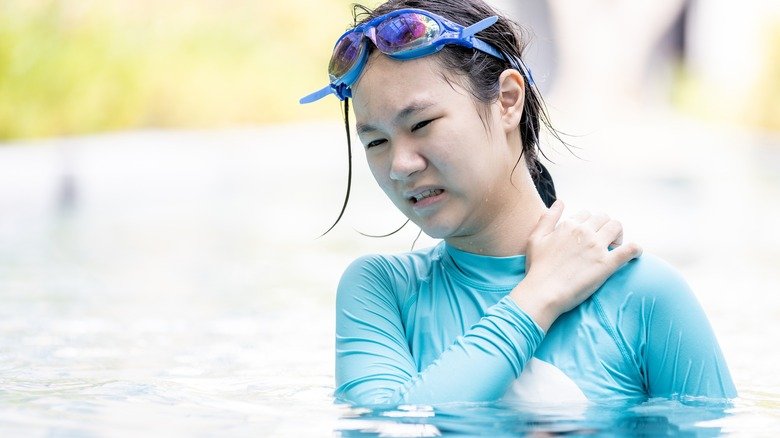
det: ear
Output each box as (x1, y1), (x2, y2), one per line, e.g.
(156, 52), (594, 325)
(497, 69), (525, 133)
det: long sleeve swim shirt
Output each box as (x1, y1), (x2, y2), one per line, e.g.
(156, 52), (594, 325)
(335, 242), (736, 406)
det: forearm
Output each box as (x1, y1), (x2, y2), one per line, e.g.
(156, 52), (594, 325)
(336, 296), (545, 406)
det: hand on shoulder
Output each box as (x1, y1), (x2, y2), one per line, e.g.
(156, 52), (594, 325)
(510, 200), (643, 330)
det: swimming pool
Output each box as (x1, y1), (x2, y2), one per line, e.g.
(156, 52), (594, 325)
(1, 122), (778, 435)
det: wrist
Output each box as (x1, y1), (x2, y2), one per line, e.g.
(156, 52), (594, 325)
(509, 276), (560, 332)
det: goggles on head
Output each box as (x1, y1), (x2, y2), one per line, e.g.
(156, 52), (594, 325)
(299, 8), (532, 104)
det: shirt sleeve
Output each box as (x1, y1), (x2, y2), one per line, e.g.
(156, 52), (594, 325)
(615, 255), (737, 399)
(334, 255), (545, 406)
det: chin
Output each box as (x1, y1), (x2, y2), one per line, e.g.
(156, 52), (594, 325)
(413, 217), (460, 240)
(401, 204), (466, 241)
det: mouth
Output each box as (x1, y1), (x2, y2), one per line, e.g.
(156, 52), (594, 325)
(409, 188), (444, 204)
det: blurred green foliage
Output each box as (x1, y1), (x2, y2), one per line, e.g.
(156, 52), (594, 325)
(1, 2), (139, 138)
(0, 0), (373, 140)
(1, 1), (777, 140)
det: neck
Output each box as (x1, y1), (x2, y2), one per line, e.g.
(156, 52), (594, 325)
(445, 174), (548, 257)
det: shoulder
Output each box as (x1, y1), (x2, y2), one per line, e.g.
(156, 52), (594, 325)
(590, 252), (701, 361)
(340, 244), (442, 282)
(591, 252), (704, 328)
(596, 252), (692, 303)
(337, 244), (443, 305)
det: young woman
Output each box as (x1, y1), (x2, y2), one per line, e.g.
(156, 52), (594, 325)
(301, 0), (736, 406)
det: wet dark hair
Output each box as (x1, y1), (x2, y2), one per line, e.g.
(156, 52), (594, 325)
(322, 0), (560, 237)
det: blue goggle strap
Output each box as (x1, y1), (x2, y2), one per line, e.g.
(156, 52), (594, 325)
(461, 16), (498, 42)
(300, 85), (335, 104)
(463, 17), (535, 87)
(299, 14), (535, 104)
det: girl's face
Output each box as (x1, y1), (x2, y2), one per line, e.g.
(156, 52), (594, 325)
(351, 53), (523, 241)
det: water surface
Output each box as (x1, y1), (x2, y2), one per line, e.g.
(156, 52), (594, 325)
(1, 123), (778, 435)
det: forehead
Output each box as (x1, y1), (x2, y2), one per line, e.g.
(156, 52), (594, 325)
(351, 53), (472, 123)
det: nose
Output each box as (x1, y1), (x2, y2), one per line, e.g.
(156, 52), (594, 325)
(388, 141), (426, 181)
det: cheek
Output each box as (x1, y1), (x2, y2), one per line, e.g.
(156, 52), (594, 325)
(365, 154), (393, 192)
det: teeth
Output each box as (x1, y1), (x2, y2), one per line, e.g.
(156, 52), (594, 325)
(413, 189), (442, 202)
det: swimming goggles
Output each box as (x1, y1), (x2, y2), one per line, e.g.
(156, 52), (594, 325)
(299, 8), (530, 104)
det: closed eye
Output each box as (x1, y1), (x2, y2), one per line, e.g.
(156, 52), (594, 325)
(412, 119), (433, 132)
(366, 139), (387, 149)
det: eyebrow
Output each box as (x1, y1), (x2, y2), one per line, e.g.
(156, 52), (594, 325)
(356, 100), (436, 135)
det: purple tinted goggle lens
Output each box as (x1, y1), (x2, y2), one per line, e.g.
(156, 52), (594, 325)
(328, 12), (438, 79)
(328, 33), (364, 79)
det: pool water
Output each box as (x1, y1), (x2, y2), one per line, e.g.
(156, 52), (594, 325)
(335, 399), (735, 436)
(1, 122), (779, 436)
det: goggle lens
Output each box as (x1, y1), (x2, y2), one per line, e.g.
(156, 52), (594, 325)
(375, 13), (439, 52)
(327, 13), (440, 80)
(328, 32), (364, 79)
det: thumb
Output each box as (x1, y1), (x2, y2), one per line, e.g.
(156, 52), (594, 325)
(531, 199), (564, 238)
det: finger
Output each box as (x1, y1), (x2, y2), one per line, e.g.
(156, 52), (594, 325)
(583, 213), (610, 232)
(607, 242), (643, 269)
(596, 219), (623, 247)
(530, 199), (564, 237)
(570, 210), (592, 223)
(610, 231), (624, 248)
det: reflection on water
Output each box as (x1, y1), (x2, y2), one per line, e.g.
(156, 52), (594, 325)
(336, 399), (734, 437)
(0, 123), (779, 435)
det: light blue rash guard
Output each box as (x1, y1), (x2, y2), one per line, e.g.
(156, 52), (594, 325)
(335, 242), (737, 406)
